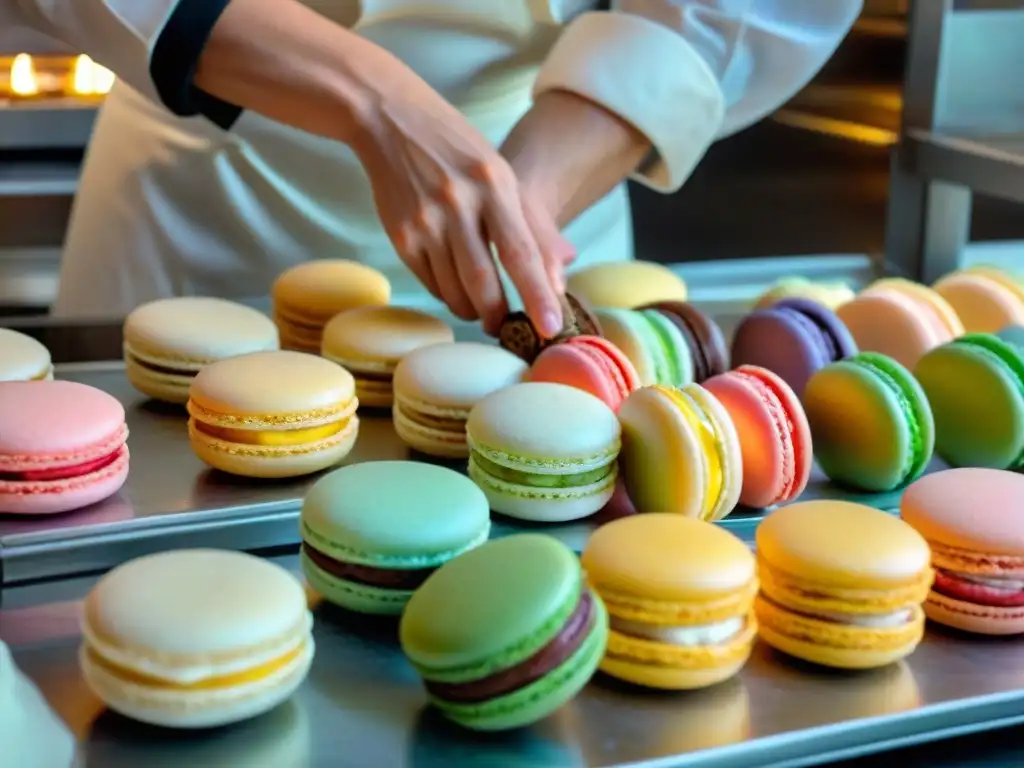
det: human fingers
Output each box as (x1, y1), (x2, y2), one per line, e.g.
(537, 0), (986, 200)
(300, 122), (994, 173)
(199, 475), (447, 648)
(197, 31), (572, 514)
(390, 219), (443, 300)
(417, 205), (478, 321)
(521, 194), (573, 294)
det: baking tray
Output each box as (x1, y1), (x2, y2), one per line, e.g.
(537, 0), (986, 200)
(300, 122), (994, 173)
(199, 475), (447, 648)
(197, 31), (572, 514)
(5, 551), (1024, 768)
(0, 361), (929, 585)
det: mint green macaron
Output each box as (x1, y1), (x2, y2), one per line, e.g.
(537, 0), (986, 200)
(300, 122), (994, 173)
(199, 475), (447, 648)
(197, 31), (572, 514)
(399, 534), (608, 731)
(300, 461), (490, 615)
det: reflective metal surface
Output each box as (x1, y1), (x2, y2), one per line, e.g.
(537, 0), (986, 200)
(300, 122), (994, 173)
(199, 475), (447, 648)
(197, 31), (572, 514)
(4, 553), (1024, 768)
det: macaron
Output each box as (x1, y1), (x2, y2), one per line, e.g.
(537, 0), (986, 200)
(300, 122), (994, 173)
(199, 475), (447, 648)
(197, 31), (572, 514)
(837, 283), (956, 369)
(730, 297), (857, 397)
(399, 534), (608, 731)
(639, 301), (728, 383)
(617, 384), (742, 520)
(466, 382), (620, 522)
(392, 342), (527, 459)
(527, 335), (640, 411)
(901, 468), (1024, 635)
(566, 261), (687, 309)
(704, 366), (812, 509)
(754, 277), (855, 310)
(934, 270), (1024, 334)
(963, 265), (1024, 303)
(123, 297), (280, 404)
(271, 260), (391, 352)
(803, 352), (934, 492)
(755, 500), (933, 669)
(187, 351), (359, 478)
(582, 514), (757, 690)
(0, 328), (52, 382)
(499, 293), (601, 363)
(79, 549), (314, 728)
(914, 333), (1024, 469)
(320, 306), (453, 409)
(593, 308), (693, 386)
(0, 381), (129, 515)
(300, 461), (490, 614)
(997, 323), (1024, 349)
(869, 278), (965, 339)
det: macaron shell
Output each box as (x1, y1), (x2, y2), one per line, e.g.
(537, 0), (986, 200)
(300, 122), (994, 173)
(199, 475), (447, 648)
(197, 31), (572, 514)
(730, 308), (832, 398)
(271, 260), (391, 323)
(641, 310), (695, 386)
(0, 328), (52, 381)
(641, 301), (729, 382)
(566, 262), (687, 309)
(997, 324), (1024, 349)
(528, 338), (639, 410)
(392, 342), (527, 413)
(914, 340), (1024, 469)
(392, 403), (470, 459)
(965, 266), (1024, 303)
(935, 273), (1024, 333)
(867, 279), (964, 339)
(320, 307), (454, 370)
(125, 361), (193, 405)
(300, 550), (414, 615)
(837, 291), (942, 369)
(599, 631), (753, 690)
(756, 501), (932, 591)
(593, 309), (658, 384)
(923, 592), (1024, 635)
(0, 445), (129, 515)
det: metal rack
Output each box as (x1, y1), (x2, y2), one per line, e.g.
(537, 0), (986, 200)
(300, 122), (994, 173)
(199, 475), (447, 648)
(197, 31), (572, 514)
(885, 0), (1024, 282)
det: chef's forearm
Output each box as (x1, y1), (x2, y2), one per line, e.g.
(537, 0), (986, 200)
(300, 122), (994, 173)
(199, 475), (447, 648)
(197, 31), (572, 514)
(501, 90), (651, 228)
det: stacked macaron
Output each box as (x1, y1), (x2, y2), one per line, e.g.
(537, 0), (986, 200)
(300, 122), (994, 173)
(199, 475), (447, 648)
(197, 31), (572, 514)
(392, 342), (527, 459)
(321, 306), (453, 408)
(755, 501), (933, 669)
(271, 260), (391, 352)
(0, 328), (52, 382)
(300, 461), (490, 614)
(187, 351), (359, 478)
(566, 261), (687, 310)
(123, 297), (280, 404)
(0, 381), (129, 514)
(527, 335), (640, 411)
(466, 382), (621, 522)
(934, 266), (1024, 334)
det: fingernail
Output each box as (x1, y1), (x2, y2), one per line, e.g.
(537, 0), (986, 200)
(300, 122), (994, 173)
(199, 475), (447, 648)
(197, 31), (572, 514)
(541, 310), (562, 337)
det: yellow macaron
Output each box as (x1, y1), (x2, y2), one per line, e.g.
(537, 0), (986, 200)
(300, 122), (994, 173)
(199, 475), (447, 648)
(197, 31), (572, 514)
(566, 262), (687, 309)
(187, 351), (359, 478)
(754, 501), (933, 669)
(583, 514), (757, 689)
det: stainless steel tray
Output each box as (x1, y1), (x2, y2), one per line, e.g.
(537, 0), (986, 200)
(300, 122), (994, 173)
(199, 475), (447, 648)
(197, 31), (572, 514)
(5, 552), (1024, 768)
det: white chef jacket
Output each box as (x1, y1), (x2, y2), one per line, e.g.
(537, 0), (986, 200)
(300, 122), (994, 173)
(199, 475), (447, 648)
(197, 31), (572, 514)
(2, 0), (862, 318)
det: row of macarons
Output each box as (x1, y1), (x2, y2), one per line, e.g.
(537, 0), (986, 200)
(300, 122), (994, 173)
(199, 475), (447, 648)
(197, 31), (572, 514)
(75, 461), (1024, 735)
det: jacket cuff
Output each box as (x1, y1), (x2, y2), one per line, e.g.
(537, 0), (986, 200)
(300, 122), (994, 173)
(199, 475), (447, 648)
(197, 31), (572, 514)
(150, 0), (242, 130)
(533, 11), (725, 193)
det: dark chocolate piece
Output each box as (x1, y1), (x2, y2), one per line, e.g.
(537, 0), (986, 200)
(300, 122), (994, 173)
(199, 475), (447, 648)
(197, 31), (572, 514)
(499, 311), (542, 363)
(302, 543), (437, 591)
(424, 591), (595, 704)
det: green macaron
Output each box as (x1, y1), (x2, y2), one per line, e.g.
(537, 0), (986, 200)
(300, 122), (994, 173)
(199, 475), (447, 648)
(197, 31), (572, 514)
(804, 352), (935, 492)
(399, 534), (608, 731)
(300, 461), (490, 615)
(915, 333), (1024, 469)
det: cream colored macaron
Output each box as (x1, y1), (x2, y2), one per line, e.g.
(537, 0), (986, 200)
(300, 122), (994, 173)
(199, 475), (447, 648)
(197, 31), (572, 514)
(1, 640), (75, 766)
(79, 549), (314, 729)
(0, 328), (52, 382)
(124, 297), (280, 404)
(566, 262), (687, 309)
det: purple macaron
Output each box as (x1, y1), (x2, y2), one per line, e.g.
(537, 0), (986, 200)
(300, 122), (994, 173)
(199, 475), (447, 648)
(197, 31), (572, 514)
(730, 297), (857, 397)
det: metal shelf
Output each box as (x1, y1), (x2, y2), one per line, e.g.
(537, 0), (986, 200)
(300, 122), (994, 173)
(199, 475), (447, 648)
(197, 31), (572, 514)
(903, 129), (1024, 203)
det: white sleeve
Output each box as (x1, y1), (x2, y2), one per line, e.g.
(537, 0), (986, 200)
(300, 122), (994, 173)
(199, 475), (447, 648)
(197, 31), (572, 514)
(533, 0), (863, 192)
(0, 0), (242, 127)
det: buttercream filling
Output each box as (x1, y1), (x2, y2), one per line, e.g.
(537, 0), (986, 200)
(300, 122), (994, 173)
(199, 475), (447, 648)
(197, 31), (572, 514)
(849, 357), (922, 480)
(302, 542), (436, 590)
(195, 419), (347, 446)
(471, 451), (613, 489)
(611, 615), (744, 646)
(763, 595), (914, 628)
(938, 569), (1024, 591)
(395, 402), (465, 433)
(126, 351), (196, 378)
(0, 448), (123, 482)
(641, 311), (685, 385)
(654, 386), (723, 516)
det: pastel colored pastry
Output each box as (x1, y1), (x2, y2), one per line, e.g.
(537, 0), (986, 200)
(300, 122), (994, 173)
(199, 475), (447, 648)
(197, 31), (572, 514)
(320, 306), (453, 408)
(934, 270), (1024, 334)
(730, 297), (857, 397)
(271, 260), (391, 352)
(527, 335), (640, 411)
(639, 301), (728, 382)
(0, 328), (52, 382)
(803, 352), (934, 492)
(704, 366), (812, 509)
(617, 384), (742, 520)
(997, 323), (1024, 349)
(392, 342), (527, 459)
(300, 461), (490, 614)
(0, 381), (129, 515)
(869, 278), (964, 339)
(187, 351), (359, 478)
(79, 549), (314, 728)
(399, 534), (608, 731)
(837, 284), (955, 369)
(754, 277), (855, 311)
(901, 468), (1024, 635)
(582, 514), (757, 689)
(755, 500), (933, 669)
(964, 265), (1024, 303)
(914, 334), (1024, 469)
(123, 297), (280, 404)
(1, 640), (76, 768)
(499, 293), (601, 363)
(466, 382), (620, 522)
(566, 261), (686, 309)
(593, 308), (693, 386)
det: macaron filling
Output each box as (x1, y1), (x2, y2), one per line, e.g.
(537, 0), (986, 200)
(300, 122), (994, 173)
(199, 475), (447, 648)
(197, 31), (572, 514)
(301, 542), (438, 590)
(194, 420), (348, 447)
(124, 350), (196, 379)
(469, 451), (613, 489)
(394, 402), (466, 433)
(654, 386), (723, 518)
(758, 593), (916, 629)
(610, 615), (745, 647)
(422, 590), (595, 704)
(0, 446), (125, 483)
(641, 311), (687, 385)
(730, 369), (798, 501)
(932, 569), (1024, 608)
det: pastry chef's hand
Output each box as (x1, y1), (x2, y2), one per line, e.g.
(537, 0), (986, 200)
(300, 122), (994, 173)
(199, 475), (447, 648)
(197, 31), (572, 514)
(349, 88), (573, 338)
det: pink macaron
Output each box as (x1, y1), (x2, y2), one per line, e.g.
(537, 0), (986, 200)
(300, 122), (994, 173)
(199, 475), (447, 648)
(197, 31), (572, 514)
(901, 468), (1024, 635)
(527, 335), (641, 411)
(0, 381), (130, 514)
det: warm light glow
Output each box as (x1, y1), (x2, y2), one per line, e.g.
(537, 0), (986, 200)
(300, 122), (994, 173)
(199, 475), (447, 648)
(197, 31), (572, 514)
(10, 53), (39, 96)
(72, 55), (115, 96)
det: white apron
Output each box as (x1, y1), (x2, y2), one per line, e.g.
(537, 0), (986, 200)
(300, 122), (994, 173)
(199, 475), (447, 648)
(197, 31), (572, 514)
(52, 0), (632, 318)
